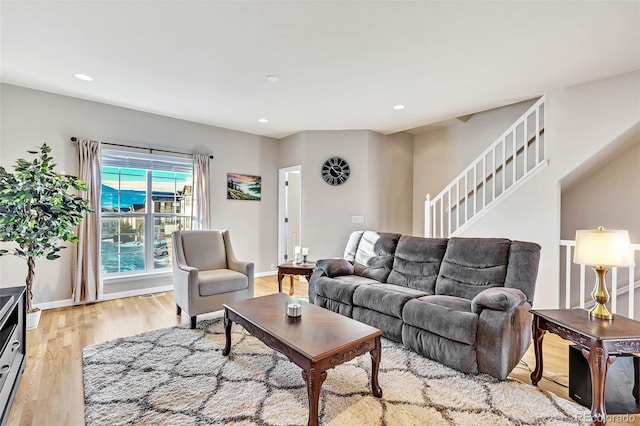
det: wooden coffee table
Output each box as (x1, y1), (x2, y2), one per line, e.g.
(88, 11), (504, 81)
(222, 293), (383, 426)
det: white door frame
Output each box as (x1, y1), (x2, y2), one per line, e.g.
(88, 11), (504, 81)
(278, 165), (302, 266)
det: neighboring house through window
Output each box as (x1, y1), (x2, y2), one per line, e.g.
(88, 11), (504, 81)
(101, 149), (193, 276)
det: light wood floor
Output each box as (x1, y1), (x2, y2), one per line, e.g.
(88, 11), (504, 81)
(8, 276), (638, 425)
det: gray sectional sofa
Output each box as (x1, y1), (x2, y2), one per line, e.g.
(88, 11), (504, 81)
(308, 231), (541, 380)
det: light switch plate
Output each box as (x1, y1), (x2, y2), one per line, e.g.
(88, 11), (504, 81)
(351, 215), (365, 223)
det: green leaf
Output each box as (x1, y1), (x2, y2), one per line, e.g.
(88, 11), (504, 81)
(0, 145), (91, 268)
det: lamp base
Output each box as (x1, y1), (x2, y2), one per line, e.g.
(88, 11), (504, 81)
(589, 267), (613, 320)
(588, 303), (613, 320)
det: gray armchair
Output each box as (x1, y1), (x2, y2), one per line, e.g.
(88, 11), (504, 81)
(172, 229), (254, 328)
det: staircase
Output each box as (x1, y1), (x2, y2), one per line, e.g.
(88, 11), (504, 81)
(424, 97), (547, 238)
(421, 95), (639, 318)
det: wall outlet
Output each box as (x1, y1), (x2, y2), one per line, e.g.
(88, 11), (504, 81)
(270, 264), (276, 270)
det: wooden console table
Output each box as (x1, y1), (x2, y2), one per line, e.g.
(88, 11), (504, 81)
(530, 309), (640, 425)
(277, 261), (316, 295)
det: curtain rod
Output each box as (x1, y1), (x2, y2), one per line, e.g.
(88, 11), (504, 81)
(70, 137), (214, 159)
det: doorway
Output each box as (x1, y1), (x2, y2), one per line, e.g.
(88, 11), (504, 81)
(278, 165), (302, 265)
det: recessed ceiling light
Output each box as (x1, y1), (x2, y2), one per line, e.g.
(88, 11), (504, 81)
(393, 104), (405, 110)
(258, 118), (269, 123)
(74, 73), (93, 81)
(266, 75), (279, 83)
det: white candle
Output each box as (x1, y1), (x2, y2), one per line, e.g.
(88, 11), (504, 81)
(294, 246), (301, 254)
(287, 303), (301, 317)
(301, 247), (309, 256)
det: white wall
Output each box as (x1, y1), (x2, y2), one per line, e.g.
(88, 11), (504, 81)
(0, 84), (279, 305)
(278, 132), (304, 170)
(560, 137), (640, 311)
(302, 131), (370, 258)
(368, 131), (413, 235)
(561, 140), (640, 242)
(278, 130), (414, 260)
(457, 71), (640, 309)
(412, 99), (537, 235)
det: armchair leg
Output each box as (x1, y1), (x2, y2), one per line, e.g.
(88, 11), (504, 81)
(190, 316), (197, 329)
(176, 304), (182, 316)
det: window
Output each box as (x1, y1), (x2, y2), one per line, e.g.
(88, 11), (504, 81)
(100, 150), (193, 276)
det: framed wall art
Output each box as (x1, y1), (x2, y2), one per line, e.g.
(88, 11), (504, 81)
(227, 173), (261, 201)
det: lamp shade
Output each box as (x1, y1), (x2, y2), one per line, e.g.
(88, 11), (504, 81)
(574, 227), (635, 267)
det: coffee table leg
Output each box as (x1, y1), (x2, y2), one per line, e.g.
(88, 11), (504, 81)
(222, 309), (232, 356)
(370, 336), (382, 397)
(302, 367), (327, 426)
(530, 317), (545, 386)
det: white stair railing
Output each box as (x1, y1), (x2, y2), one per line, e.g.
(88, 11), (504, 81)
(560, 240), (640, 320)
(425, 97), (547, 238)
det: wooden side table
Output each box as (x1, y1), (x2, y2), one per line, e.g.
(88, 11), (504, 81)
(277, 261), (316, 295)
(530, 308), (640, 425)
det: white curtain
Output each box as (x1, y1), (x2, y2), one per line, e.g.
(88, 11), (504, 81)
(192, 154), (211, 230)
(73, 139), (103, 303)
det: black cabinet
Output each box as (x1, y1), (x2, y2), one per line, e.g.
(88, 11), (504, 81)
(0, 286), (26, 426)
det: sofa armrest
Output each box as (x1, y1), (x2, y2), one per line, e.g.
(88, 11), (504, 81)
(476, 301), (533, 379)
(471, 287), (527, 314)
(316, 258), (354, 278)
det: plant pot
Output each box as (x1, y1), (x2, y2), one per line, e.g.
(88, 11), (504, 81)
(26, 308), (42, 330)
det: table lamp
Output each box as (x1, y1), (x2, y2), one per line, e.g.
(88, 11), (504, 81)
(573, 226), (635, 319)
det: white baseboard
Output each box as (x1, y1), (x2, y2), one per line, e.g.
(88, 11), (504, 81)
(34, 285), (174, 311)
(34, 299), (74, 310)
(103, 285), (174, 301)
(34, 273), (278, 311)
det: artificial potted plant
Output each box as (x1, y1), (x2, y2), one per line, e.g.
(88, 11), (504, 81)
(0, 144), (92, 329)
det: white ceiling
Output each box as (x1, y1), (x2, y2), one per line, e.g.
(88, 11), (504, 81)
(1, 1), (639, 139)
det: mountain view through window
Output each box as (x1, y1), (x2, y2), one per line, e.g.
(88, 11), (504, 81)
(101, 150), (193, 275)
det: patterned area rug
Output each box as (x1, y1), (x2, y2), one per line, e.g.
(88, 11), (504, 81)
(83, 318), (588, 425)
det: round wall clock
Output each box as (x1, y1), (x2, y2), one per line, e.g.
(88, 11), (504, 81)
(321, 156), (350, 186)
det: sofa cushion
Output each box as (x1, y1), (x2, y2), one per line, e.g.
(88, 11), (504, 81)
(315, 296), (354, 317)
(403, 295), (477, 345)
(504, 241), (541, 304)
(343, 231), (364, 263)
(353, 307), (404, 342)
(315, 275), (379, 305)
(198, 269), (248, 296)
(353, 231), (401, 282)
(435, 237), (510, 300)
(387, 236), (448, 293)
(316, 258), (354, 277)
(352, 283), (429, 318)
(402, 324), (478, 374)
(334, 275), (381, 285)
